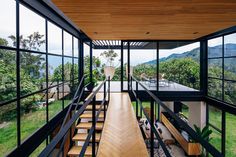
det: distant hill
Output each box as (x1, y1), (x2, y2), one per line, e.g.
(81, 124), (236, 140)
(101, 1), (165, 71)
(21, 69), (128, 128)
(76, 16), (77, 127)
(144, 43), (236, 66)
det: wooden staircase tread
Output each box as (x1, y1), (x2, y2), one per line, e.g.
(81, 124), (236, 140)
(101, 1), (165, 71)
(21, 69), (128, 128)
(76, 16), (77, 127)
(80, 113), (104, 119)
(76, 122), (103, 130)
(68, 146), (92, 156)
(72, 133), (101, 142)
(85, 105), (104, 110)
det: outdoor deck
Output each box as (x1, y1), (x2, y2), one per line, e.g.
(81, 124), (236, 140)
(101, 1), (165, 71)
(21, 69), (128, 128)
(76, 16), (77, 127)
(96, 81), (197, 92)
(97, 93), (149, 157)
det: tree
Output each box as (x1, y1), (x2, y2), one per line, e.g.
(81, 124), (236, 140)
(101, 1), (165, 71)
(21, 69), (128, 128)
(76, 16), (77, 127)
(159, 58), (200, 89)
(100, 49), (118, 66)
(9, 32), (45, 51)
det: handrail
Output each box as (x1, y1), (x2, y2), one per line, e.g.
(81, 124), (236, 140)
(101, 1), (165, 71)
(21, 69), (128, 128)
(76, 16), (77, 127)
(53, 75), (88, 157)
(59, 75), (87, 130)
(130, 75), (222, 157)
(39, 76), (110, 157)
(130, 82), (171, 157)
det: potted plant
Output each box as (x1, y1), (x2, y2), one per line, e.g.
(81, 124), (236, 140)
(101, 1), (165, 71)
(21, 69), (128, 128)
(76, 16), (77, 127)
(193, 124), (213, 157)
(100, 49), (118, 80)
(84, 77), (98, 91)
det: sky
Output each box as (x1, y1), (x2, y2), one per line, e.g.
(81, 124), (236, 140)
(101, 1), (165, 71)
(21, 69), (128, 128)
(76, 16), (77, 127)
(1, 0), (236, 67)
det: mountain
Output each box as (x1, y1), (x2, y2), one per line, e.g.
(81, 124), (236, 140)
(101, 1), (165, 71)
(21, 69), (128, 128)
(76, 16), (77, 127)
(144, 43), (236, 65)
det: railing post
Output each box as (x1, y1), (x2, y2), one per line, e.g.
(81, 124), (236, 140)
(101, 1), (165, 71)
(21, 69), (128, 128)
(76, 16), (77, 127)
(92, 96), (96, 157)
(150, 99), (154, 157)
(136, 81), (138, 119)
(104, 81), (106, 120)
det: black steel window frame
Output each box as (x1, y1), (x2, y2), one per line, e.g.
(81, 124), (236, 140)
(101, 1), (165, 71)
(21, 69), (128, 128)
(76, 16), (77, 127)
(207, 34), (236, 106)
(0, 1), (85, 156)
(121, 40), (204, 97)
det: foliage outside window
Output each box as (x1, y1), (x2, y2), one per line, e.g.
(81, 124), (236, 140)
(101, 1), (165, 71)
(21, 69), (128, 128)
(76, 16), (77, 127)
(207, 34), (236, 105)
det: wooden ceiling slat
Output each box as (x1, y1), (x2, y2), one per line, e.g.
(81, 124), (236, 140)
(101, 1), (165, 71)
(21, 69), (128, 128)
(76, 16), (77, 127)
(52, 0), (236, 40)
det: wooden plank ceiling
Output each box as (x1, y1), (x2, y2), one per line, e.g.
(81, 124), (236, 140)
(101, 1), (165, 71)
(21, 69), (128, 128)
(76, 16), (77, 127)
(52, 0), (236, 40)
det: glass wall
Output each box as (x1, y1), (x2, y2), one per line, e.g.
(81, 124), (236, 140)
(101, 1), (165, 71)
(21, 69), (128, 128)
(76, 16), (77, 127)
(159, 41), (200, 91)
(207, 33), (236, 106)
(84, 42), (90, 83)
(92, 46), (121, 92)
(130, 42), (157, 90)
(226, 112), (236, 157)
(0, 1), (80, 156)
(207, 105), (222, 153)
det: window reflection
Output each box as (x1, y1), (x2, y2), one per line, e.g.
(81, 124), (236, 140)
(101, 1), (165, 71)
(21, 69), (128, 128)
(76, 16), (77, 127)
(20, 5), (46, 52)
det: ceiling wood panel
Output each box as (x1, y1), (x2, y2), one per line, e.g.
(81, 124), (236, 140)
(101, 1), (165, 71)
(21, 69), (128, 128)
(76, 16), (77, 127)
(52, 0), (236, 40)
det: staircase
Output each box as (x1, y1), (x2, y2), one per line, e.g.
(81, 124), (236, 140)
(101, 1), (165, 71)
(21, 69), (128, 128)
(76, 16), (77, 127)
(67, 102), (106, 157)
(39, 76), (110, 157)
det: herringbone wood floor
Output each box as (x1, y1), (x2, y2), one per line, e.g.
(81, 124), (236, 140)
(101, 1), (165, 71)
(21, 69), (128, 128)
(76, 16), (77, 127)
(97, 93), (149, 157)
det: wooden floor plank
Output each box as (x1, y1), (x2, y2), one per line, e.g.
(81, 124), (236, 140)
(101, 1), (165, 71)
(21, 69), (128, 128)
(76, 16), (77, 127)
(97, 93), (149, 157)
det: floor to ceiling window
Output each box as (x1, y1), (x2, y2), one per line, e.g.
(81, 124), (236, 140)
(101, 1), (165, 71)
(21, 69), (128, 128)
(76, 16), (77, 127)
(0, 1), (80, 156)
(207, 34), (236, 106)
(159, 41), (200, 91)
(84, 42), (91, 84)
(92, 45), (121, 92)
(130, 42), (157, 91)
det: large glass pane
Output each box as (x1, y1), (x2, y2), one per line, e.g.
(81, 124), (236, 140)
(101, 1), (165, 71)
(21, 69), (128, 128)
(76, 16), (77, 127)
(93, 47), (121, 92)
(64, 57), (73, 82)
(209, 105), (222, 129)
(74, 58), (79, 79)
(208, 37), (222, 58)
(159, 42), (200, 91)
(0, 0), (16, 47)
(20, 5), (45, 52)
(20, 92), (46, 141)
(20, 52), (46, 96)
(64, 82), (72, 107)
(208, 58), (222, 79)
(73, 37), (79, 58)
(208, 78), (222, 100)
(48, 55), (62, 87)
(48, 22), (62, 55)
(224, 81), (236, 105)
(224, 33), (236, 57)
(224, 58), (236, 80)
(0, 49), (16, 104)
(226, 113), (236, 157)
(63, 31), (72, 56)
(48, 85), (63, 120)
(0, 102), (17, 156)
(84, 42), (90, 81)
(208, 105), (222, 153)
(209, 126), (221, 153)
(131, 42), (157, 90)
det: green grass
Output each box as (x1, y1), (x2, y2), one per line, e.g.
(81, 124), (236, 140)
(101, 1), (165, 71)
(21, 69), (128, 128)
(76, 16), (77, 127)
(0, 100), (67, 157)
(132, 102), (158, 119)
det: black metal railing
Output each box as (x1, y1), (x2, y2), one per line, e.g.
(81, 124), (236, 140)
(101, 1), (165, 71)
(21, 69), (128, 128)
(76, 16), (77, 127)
(129, 75), (222, 157)
(39, 76), (110, 157)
